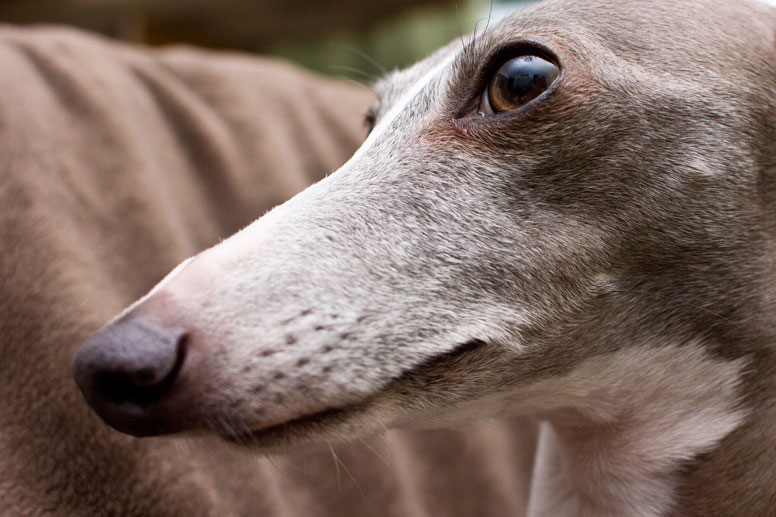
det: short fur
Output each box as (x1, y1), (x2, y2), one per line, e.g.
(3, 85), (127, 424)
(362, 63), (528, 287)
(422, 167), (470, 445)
(73, 1), (776, 515)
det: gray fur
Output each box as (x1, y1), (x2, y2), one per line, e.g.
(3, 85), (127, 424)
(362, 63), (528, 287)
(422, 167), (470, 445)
(73, 0), (776, 514)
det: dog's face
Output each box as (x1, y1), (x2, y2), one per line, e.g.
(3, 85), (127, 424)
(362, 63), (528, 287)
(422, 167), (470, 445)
(73, 0), (776, 448)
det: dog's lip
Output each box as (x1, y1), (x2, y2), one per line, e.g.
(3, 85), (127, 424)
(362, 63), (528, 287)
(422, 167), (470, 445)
(222, 338), (488, 446)
(221, 401), (362, 447)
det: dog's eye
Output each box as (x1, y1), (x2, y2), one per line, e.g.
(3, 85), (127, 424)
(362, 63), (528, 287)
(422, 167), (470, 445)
(481, 55), (559, 115)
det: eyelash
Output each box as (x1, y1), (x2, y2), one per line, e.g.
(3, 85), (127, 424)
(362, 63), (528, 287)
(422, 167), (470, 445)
(366, 42), (561, 131)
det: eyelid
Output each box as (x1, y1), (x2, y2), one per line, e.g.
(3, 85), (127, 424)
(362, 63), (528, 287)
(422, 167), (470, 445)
(480, 40), (561, 82)
(479, 88), (494, 117)
(455, 39), (562, 121)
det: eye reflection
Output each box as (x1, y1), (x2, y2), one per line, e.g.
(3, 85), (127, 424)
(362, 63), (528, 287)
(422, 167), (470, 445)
(485, 55), (560, 113)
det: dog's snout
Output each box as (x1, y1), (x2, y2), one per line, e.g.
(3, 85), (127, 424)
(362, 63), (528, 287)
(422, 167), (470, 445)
(72, 315), (187, 435)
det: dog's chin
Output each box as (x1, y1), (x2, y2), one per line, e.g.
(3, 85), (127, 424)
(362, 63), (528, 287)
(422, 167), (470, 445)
(215, 338), (490, 450)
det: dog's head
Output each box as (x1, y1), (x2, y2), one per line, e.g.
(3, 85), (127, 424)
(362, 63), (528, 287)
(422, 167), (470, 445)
(73, 0), (776, 448)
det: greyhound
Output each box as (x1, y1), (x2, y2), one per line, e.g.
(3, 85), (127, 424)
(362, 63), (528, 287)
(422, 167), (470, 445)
(72, 0), (776, 515)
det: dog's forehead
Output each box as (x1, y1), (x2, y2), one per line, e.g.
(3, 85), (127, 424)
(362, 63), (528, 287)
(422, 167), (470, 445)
(497, 0), (776, 70)
(373, 43), (460, 109)
(376, 0), (775, 107)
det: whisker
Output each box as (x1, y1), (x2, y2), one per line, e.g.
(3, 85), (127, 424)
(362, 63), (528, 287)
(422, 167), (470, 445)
(216, 416), (242, 445)
(328, 443), (342, 489)
(265, 454), (283, 473)
(329, 444), (367, 501)
(330, 42), (388, 75)
(456, 2), (466, 53)
(359, 438), (392, 468)
(329, 77), (377, 95)
(483, 0), (495, 35)
(328, 65), (374, 80)
(233, 415), (254, 444)
(281, 453), (306, 475)
(378, 431), (395, 466)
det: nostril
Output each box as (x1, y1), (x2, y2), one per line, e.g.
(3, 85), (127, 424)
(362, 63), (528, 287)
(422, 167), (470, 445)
(131, 331), (187, 389)
(96, 371), (155, 406)
(94, 333), (188, 406)
(73, 317), (189, 410)
(132, 366), (165, 388)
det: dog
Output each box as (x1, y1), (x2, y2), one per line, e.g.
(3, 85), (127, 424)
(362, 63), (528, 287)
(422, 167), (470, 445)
(72, 0), (776, 514)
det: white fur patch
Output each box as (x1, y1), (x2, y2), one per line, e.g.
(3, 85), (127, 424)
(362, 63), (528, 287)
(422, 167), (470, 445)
(346, 51), (457, 164)
(522, 344), (747, 517)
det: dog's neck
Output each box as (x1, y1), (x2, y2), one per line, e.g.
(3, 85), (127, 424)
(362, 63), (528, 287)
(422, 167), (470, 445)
(522, 344), (747, 517)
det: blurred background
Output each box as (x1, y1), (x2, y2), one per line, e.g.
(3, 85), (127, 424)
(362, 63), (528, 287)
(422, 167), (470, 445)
(7, 0), (775, 81)
(0, 0), (538, 81)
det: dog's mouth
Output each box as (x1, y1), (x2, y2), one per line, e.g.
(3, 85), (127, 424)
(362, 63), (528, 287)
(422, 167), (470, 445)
(220, 339), (488, 448)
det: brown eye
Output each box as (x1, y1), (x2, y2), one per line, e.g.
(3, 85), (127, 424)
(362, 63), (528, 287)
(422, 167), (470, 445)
(481, 55), (560, 114)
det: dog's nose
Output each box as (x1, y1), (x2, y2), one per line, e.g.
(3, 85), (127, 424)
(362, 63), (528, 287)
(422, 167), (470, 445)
(72, 315), (187, 436)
